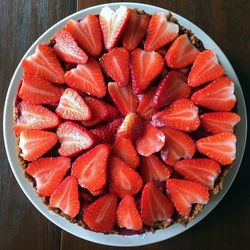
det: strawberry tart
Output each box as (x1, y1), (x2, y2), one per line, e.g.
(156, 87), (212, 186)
(13, 6), (240, 234)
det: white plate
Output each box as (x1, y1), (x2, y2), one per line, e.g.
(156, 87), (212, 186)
(3, 2), (247, 247)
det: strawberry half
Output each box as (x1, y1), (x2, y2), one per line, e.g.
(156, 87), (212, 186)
(99, 6), (129, 50)
(196, 132), (236, 165)
(109, 156), (143, 198)
(165, 34), (200, 69)
(56, 121), (95, 157)
(141, 182), (174, 226)
(19, 130), (58, 161)
(200, 112), (241, 134)
(26, 156), (70, 196)
(117, 195), (143, 231)
(130, 48), (164, 94)
(191, 76), (236, 111)
(188, 50), (225, 87)
(144, 13), (179, 51)
(64, 58), (106, 98)
(153, 71), (191, 110)
(22, 44), (65, 84)
(167, 179), (209, 216)
(174, 158), (221, 190)
(100, 47), (129, 87)
(53, 28), (88, 64)
(50, 176), (80, 218)
(71, 144), (110, 191)
(160, 127), (196, 166)
(83, 194), (118, 233)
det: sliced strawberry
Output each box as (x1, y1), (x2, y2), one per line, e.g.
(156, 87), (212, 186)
(153, 71), (191, 110)
(200, 112), (240, 134)
(22, 44), (65, 84)
(50, 176), (80, 218)
(144, 13), (179, 51)
(99, 6), (129, 50)
(53, 28), (88, 64)
(165, 34), (200, 69)
(108, 82), (138, 115)
(130, 48), (164, 94)
(71, 144), (110, 191)
(19, 130), (58, 161)
(188, 50), (225, 87)
(100, 47), (129, 87)
(56, 121), (95, 157)
(18, 73), (63, 105)
(65, 16), (102, 57)
(26, 156), (70, 196)
(141, 182), (174, 226)
(160, 127), (196, 166)
(109, 156), (143, 197)
(174, 158), (221, 190)
(166, 179), (209, 216)
(121, 9), (150, 51)
(117, 195), (143, 231)
(196, 132), (236, 165)
(152, 98), (200, 132)
(140, 154), (171, 183)
(55, 88), (92, 121)
(64, 58), (106, 98)
(14, 102), (60, 136)
(191, 76), (236, 111)
(135, 123), (165, 157)
(83, 194), (118, 233)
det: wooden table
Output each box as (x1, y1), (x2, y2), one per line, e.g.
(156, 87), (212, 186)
(0, 0), (249, 249)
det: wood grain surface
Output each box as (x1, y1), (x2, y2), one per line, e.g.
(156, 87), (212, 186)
(0, 0), (249, 250)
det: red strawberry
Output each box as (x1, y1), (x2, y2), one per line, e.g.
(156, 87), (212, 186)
(71, 144), (110, 191)
(56, 121), (95, 157)
(165, 34), (200, 69)
(144, 13), (179, 51)
(18, 73), (63, 105)
(160, 127), (196, 166)
(196, 132), (236, 165)
(108, 82), (138, 115)
(55, 88), (92, 121)
(53, 28), (88, 64)
(140, 154), (171, 183)
(141, 182), (174, 226)
(121, 9), (150, 51)
(26, 156), (70, 196)
(117, 195), (143, 231)
(82, 96), (120, 127)
(109, 156), (143, 197)
(188, 50), (225, 87)
(19, 130), (58, 161)
(174, 158), (221, 190)
(64, 58), (106, 98)
(153, 71), (191, 110)
(65, 15), (102, 57)
(135, 123), (165, 157)
(22, 44), (65, 84)
(152, 98), (200, 132)
(166, 179), (209, 216)
(112, 136), (140, 168)
(191, 76), (236, 111)
(14, 102), (60, 136)
(100, 47), (129, 87)
(200, 112), (241, 134)
(130, 48), (164, 94)
(83, 194), (118, 233)
(99, 6), (129, 50)
(50, 176), (80, 218)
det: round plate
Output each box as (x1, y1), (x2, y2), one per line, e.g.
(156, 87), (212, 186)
(3, 2), (247, 247)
